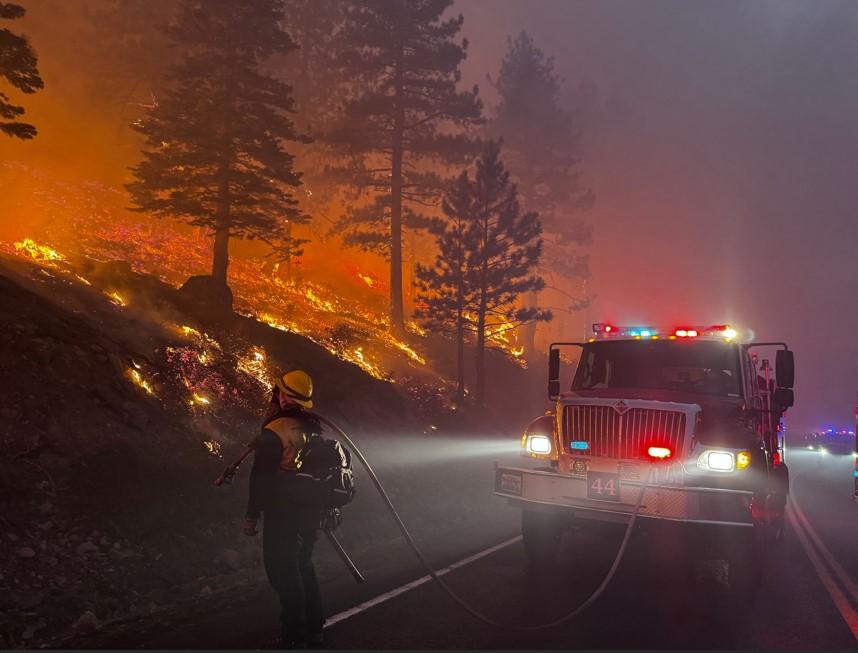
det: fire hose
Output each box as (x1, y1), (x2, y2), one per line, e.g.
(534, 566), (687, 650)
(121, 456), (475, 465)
(216, 414), (653, 631)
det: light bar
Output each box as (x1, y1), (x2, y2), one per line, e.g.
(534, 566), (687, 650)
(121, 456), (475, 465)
(591, 323), (741, 341)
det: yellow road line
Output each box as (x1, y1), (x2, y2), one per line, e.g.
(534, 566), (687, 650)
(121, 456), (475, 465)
(788, 506), (858, 639)
(790, 495), (858, 603)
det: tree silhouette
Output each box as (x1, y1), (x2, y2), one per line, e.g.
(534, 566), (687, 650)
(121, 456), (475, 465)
(489, 31), (593, 352)
(328, 0), (483, 334)
(127, 0), (308, 287)
(415, 171), (475, 400)
(0, 2), (44, 140)
(418, 141), (550, 406)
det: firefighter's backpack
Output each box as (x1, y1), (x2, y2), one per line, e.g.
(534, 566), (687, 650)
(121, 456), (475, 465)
(295, 435), (356, 509)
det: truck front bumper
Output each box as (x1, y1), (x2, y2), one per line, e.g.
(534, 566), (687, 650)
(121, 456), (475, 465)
(494, 465), (754, 527)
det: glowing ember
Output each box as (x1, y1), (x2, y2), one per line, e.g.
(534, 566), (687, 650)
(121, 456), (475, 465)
(305, 288), (337, 313)
(75, 275), (92, 286)
(203, 440), (222, 457)
(177, 324), (222, 352)
(344, 346), (386, 380)
(190, 393), (211, 406)
(106, 291), (126, 307)
(14, 238), (64, 264)
(358, 274), (375, 288)
(237, 347), (273, 391)
(128, 368), (155, 395)
(390, 338), (426, 365)
(407, 321), (428, 337)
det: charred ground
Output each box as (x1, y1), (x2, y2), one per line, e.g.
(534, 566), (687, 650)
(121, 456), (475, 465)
(0, 253), (538, 648)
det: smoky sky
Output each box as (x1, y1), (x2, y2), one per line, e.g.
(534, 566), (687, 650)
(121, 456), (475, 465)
(458, 0), (858, 431)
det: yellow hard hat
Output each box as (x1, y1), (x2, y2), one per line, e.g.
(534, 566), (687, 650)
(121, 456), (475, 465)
(275, 370), (314, 409)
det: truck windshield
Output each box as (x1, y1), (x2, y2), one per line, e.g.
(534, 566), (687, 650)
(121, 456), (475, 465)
(571, 340), (741, 396)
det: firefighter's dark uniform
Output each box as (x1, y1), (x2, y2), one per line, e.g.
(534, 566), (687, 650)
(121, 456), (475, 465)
(247, 407), (324, 645)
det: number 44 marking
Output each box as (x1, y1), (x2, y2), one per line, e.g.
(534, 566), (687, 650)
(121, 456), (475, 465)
(591, 477), (617, 496)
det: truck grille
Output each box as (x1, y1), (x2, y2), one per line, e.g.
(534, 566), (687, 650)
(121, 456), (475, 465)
(563, 405), (687, 459)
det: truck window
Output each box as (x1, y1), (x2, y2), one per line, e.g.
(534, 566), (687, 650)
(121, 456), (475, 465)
(572, 340), (741, 397)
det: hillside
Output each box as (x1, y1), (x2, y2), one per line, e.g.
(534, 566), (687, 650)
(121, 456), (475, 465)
(0, 251), (542, 648)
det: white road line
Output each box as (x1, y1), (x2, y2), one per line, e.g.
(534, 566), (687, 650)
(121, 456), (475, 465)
(325, 536), (522, 628)
(788, 506), (858, 640)
(790, 496), (858, 604)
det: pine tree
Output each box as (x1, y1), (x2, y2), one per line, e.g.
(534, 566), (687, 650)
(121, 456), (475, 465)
(127, 0), (308, 287)
(467, 141), (551, 407)
(415, 171), (475, 401)
(0, 2), (44, 140)
(417, 141), (550, 406)
(328, 0), (483, 334)
(489, 31), (593, 352)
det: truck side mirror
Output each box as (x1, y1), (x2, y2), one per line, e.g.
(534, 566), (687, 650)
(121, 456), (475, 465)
(548, 348), (560, 399)
(773, 387), (794, 409)
(776, 349), (794, 389)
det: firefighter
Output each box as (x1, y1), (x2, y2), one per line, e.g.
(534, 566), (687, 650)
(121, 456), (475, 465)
(244, 370), (325, 649)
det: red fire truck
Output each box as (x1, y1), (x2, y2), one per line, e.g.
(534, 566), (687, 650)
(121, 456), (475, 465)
(494, 323), (794, 591)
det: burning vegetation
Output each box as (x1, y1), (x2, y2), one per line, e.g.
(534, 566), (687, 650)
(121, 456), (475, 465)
(1, 0), (597, 407)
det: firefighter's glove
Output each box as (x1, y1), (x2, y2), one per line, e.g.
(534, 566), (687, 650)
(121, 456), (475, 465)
(242, 518), (259, 537)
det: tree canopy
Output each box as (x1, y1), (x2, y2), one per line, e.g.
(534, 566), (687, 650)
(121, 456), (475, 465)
(328, 0), (483, 332)
(0, 2), (44, 139)
(127, 0), (308, 286)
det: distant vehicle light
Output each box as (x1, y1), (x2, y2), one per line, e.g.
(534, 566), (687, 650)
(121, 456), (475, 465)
(807, 445), (814, 450)
(570, 440), (590, 451)
(698, 450), (735, 472)
(647, 446), (672, 460)
(820, 447), (828, 455)
(526, 434), (552, 455)
(736, 451), (751, 469)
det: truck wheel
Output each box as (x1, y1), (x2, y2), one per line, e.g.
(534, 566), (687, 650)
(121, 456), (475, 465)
(522, 509), (563, 567)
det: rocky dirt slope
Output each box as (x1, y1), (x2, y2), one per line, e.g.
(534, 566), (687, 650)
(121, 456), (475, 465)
(0, 254), (540, 648)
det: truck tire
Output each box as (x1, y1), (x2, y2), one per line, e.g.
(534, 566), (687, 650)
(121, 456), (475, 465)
(522, 509), (563, 567)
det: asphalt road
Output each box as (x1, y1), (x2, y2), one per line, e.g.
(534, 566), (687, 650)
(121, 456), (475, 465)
(70, 448), (858, 650)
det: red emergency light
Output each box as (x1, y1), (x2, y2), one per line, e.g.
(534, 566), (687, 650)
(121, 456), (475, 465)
(647, 446), (673, 460)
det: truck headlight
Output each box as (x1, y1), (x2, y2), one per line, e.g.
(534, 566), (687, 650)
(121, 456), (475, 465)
(526, 434), (552, 455)
(698, 450), (735, 472)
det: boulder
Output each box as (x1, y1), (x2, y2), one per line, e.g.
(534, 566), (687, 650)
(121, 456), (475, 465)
(176, 275), (234, 323)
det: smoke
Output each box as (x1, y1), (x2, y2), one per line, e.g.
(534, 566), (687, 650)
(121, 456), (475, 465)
(457, 0), (858, 431)
(6, 1), (858, 429)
